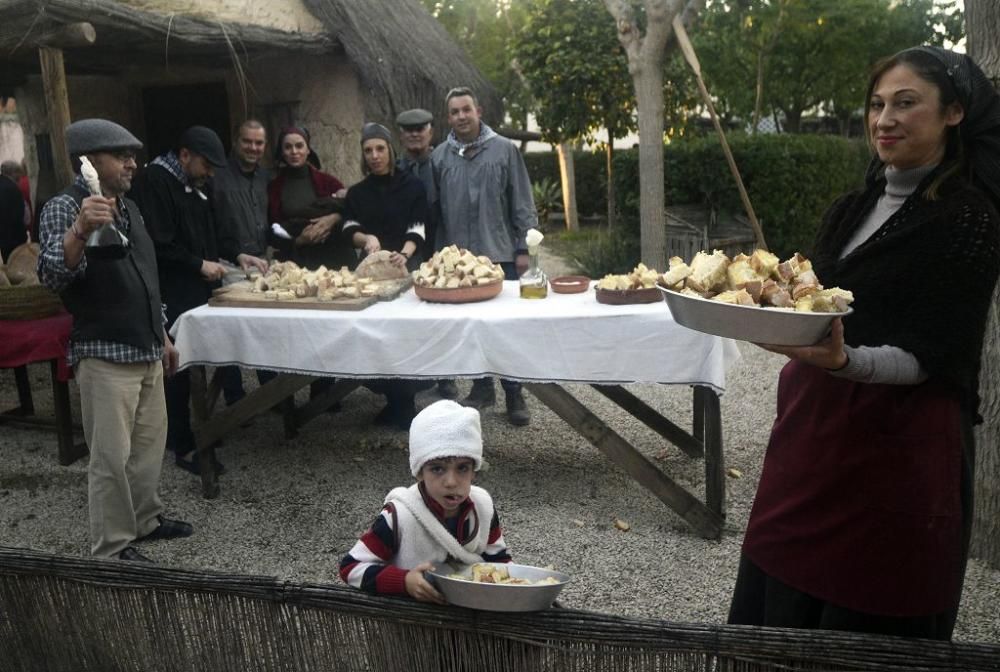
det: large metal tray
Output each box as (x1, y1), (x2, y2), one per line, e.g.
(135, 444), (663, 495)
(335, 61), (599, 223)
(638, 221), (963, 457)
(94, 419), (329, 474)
(659, 286), (851, 346)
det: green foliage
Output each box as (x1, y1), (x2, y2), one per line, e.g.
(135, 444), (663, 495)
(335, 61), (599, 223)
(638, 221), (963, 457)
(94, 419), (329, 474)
(523, 151), (608, 218)
(612, 134), (871, 257)
(419, 0), (533, 126)
(531, 177), (563, 222)
(568, 227), (642, 279)
(512, 0), (635, 144)
(695, 0), (962, 133)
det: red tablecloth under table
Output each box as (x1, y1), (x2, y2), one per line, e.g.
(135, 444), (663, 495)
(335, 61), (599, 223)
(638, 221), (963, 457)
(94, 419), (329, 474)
(0, 312), (73, 381)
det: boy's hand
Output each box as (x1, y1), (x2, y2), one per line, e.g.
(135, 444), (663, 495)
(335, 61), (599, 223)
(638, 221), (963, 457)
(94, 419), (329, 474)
(405, 562), (446, 604)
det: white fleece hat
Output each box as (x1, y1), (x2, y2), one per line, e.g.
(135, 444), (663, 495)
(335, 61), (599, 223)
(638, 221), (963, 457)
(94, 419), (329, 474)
(409, 400), (483, 476)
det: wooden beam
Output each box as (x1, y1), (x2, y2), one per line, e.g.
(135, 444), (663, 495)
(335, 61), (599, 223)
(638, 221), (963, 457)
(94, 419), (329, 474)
(525, 382), (723, 539)
(38, 47), (74, 188)
(592, 384), (705, 458)
(34, 22), (97, 49)
(496, 127), (543, 143)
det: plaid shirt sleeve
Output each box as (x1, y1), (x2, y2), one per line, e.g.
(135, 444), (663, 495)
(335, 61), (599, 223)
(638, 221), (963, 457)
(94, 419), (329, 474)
(37, 191), (86, 293)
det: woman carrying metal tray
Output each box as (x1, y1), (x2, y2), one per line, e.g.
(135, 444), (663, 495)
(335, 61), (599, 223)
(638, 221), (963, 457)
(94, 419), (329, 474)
(728, 47), (1000, 640)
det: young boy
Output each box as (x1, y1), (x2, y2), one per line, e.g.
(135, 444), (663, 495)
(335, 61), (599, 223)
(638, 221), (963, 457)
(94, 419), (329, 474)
(340, 400), (512, 603)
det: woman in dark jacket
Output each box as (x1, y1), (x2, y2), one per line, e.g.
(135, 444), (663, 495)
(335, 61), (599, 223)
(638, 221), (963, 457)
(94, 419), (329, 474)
(728, 47), (1000, 641)
(344, 123), (431, 429)
(341, 123), (429, 271)
(267, 126), (353, 270)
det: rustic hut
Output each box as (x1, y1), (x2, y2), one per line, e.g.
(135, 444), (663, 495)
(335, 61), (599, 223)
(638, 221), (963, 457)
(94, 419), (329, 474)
(0, 0), (500, 204)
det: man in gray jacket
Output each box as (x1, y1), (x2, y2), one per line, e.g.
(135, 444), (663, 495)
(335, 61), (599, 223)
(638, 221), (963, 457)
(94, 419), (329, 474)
(431, 87), (537, 426)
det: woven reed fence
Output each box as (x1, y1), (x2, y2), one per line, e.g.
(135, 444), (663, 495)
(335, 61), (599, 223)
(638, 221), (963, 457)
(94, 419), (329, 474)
(1, 547), (997, 672)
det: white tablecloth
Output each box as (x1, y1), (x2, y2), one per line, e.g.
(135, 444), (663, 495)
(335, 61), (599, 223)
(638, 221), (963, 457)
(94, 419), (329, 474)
(172, 282), (740, 392)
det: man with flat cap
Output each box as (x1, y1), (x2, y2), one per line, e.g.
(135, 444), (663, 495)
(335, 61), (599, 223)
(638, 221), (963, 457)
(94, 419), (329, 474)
(37, 118), (192, 562)
(130, 125), (267, 475)
(396, 108), (457, 400)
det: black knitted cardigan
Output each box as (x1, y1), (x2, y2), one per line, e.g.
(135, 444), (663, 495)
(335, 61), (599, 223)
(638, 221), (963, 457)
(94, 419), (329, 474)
(811, 168), (1000, 419)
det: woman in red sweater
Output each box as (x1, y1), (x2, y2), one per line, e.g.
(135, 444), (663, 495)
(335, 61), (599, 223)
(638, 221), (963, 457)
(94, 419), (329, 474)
(266, 126), (353, 270)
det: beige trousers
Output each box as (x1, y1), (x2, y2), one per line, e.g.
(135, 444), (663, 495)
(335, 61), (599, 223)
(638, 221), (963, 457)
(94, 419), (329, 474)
(76, 358), (166, 557)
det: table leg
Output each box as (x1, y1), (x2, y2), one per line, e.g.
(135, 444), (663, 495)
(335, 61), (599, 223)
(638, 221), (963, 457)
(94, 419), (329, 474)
(50, 360), (87, 466)
(190, 370), (318, 499)
(692, 388), (705, 446)
(189, 367), (219, 499)
(525, 382), (723, 539)
(695, 386), (726, 522)
(292, 379), (360, 429)
(13, 366), (35, 416)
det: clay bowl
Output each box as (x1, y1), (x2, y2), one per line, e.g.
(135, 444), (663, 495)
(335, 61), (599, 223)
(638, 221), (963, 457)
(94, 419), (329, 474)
(413, 280), (504, 304)
(594, 286), (663, 305)
(550, 275), (591, 294)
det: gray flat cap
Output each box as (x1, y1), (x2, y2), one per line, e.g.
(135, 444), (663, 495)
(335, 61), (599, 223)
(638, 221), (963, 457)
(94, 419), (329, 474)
(66, 119), (143, 155)
(396, 108), (433, 127)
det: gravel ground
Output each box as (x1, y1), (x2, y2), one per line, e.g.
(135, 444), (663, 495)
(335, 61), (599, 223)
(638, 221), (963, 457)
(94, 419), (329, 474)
(2, 261), (998, 644)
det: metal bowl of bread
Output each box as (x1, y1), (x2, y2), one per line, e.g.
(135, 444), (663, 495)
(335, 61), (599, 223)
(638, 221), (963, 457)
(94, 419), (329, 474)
(412, 245), (506, 304)
(658, 249), (853, 346)
(426, 562), (570, 612)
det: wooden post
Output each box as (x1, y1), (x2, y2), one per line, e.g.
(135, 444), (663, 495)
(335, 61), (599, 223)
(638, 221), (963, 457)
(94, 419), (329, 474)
(556, 142), (579, 231)
(38, 47), (74, 188)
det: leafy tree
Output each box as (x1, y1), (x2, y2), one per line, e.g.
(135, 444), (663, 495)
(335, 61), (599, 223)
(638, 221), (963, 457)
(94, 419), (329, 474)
(695, 0), (962, 134)
(419, 0), (533, 128)
(513, 0), (636, 228)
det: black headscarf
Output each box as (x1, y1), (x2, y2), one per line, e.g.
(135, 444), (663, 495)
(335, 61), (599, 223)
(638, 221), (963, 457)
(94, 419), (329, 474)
(275, 125), (322, 170)
(867, 46), (1000, 210)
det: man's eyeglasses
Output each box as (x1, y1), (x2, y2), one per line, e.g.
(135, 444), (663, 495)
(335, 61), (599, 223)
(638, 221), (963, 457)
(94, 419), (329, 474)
(400, 124), (429, 133)
(110, 150), (137, 162)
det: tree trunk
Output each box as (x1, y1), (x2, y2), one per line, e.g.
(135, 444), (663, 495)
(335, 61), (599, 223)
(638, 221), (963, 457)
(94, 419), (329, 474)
(752, 51), (765, 134)
(633, 61), (667, 267)
(782, 107), (802, 133)
(966, 0), (1000, 570)
(604, 0), (703, 269)
(605, 128), (617, 229)
(556, 142), (579, 232)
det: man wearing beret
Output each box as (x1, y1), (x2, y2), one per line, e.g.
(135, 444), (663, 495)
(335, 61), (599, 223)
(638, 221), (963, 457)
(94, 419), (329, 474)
(37, 118), (192, 562)
(431, 87), (537, 426)
(396, 108), (458, 401)
(129, 125), (268, 475)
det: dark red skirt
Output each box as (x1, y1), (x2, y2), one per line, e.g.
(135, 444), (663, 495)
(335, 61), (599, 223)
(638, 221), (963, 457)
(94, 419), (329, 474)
(742, 360), (965, 617)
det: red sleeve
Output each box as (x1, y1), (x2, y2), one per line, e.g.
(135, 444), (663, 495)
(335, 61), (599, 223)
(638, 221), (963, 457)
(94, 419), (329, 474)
(375, 566), (409, 595)
(309, 166), (345, 196)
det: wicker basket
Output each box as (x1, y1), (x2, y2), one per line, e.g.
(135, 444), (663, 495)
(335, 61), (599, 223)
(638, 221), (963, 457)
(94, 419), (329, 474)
(0, 284), (64, 320)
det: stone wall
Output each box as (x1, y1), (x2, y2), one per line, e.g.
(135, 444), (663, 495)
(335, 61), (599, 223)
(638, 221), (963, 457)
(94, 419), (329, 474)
(13, 52), (365, 201)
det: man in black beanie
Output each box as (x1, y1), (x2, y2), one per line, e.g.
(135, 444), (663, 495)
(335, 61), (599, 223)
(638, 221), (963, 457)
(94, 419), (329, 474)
(37, 118), (193, 562)
(130, 125), (267, 475)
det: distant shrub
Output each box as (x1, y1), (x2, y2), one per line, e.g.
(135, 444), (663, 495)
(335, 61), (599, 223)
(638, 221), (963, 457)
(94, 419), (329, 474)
(613, 134), (870, 257)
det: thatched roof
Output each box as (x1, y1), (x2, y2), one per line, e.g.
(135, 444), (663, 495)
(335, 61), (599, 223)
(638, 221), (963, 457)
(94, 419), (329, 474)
(0, 0), (334, 70)
(302, 0), (501, 129)
(0, 0), (502, 126)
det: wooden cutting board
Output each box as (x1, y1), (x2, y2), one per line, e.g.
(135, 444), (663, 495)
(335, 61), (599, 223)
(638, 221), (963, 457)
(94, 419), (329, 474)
(208, 278), (411, 311)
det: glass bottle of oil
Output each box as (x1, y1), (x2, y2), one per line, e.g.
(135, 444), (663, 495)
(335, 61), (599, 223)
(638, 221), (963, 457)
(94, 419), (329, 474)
(519, 250), (548, 299)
